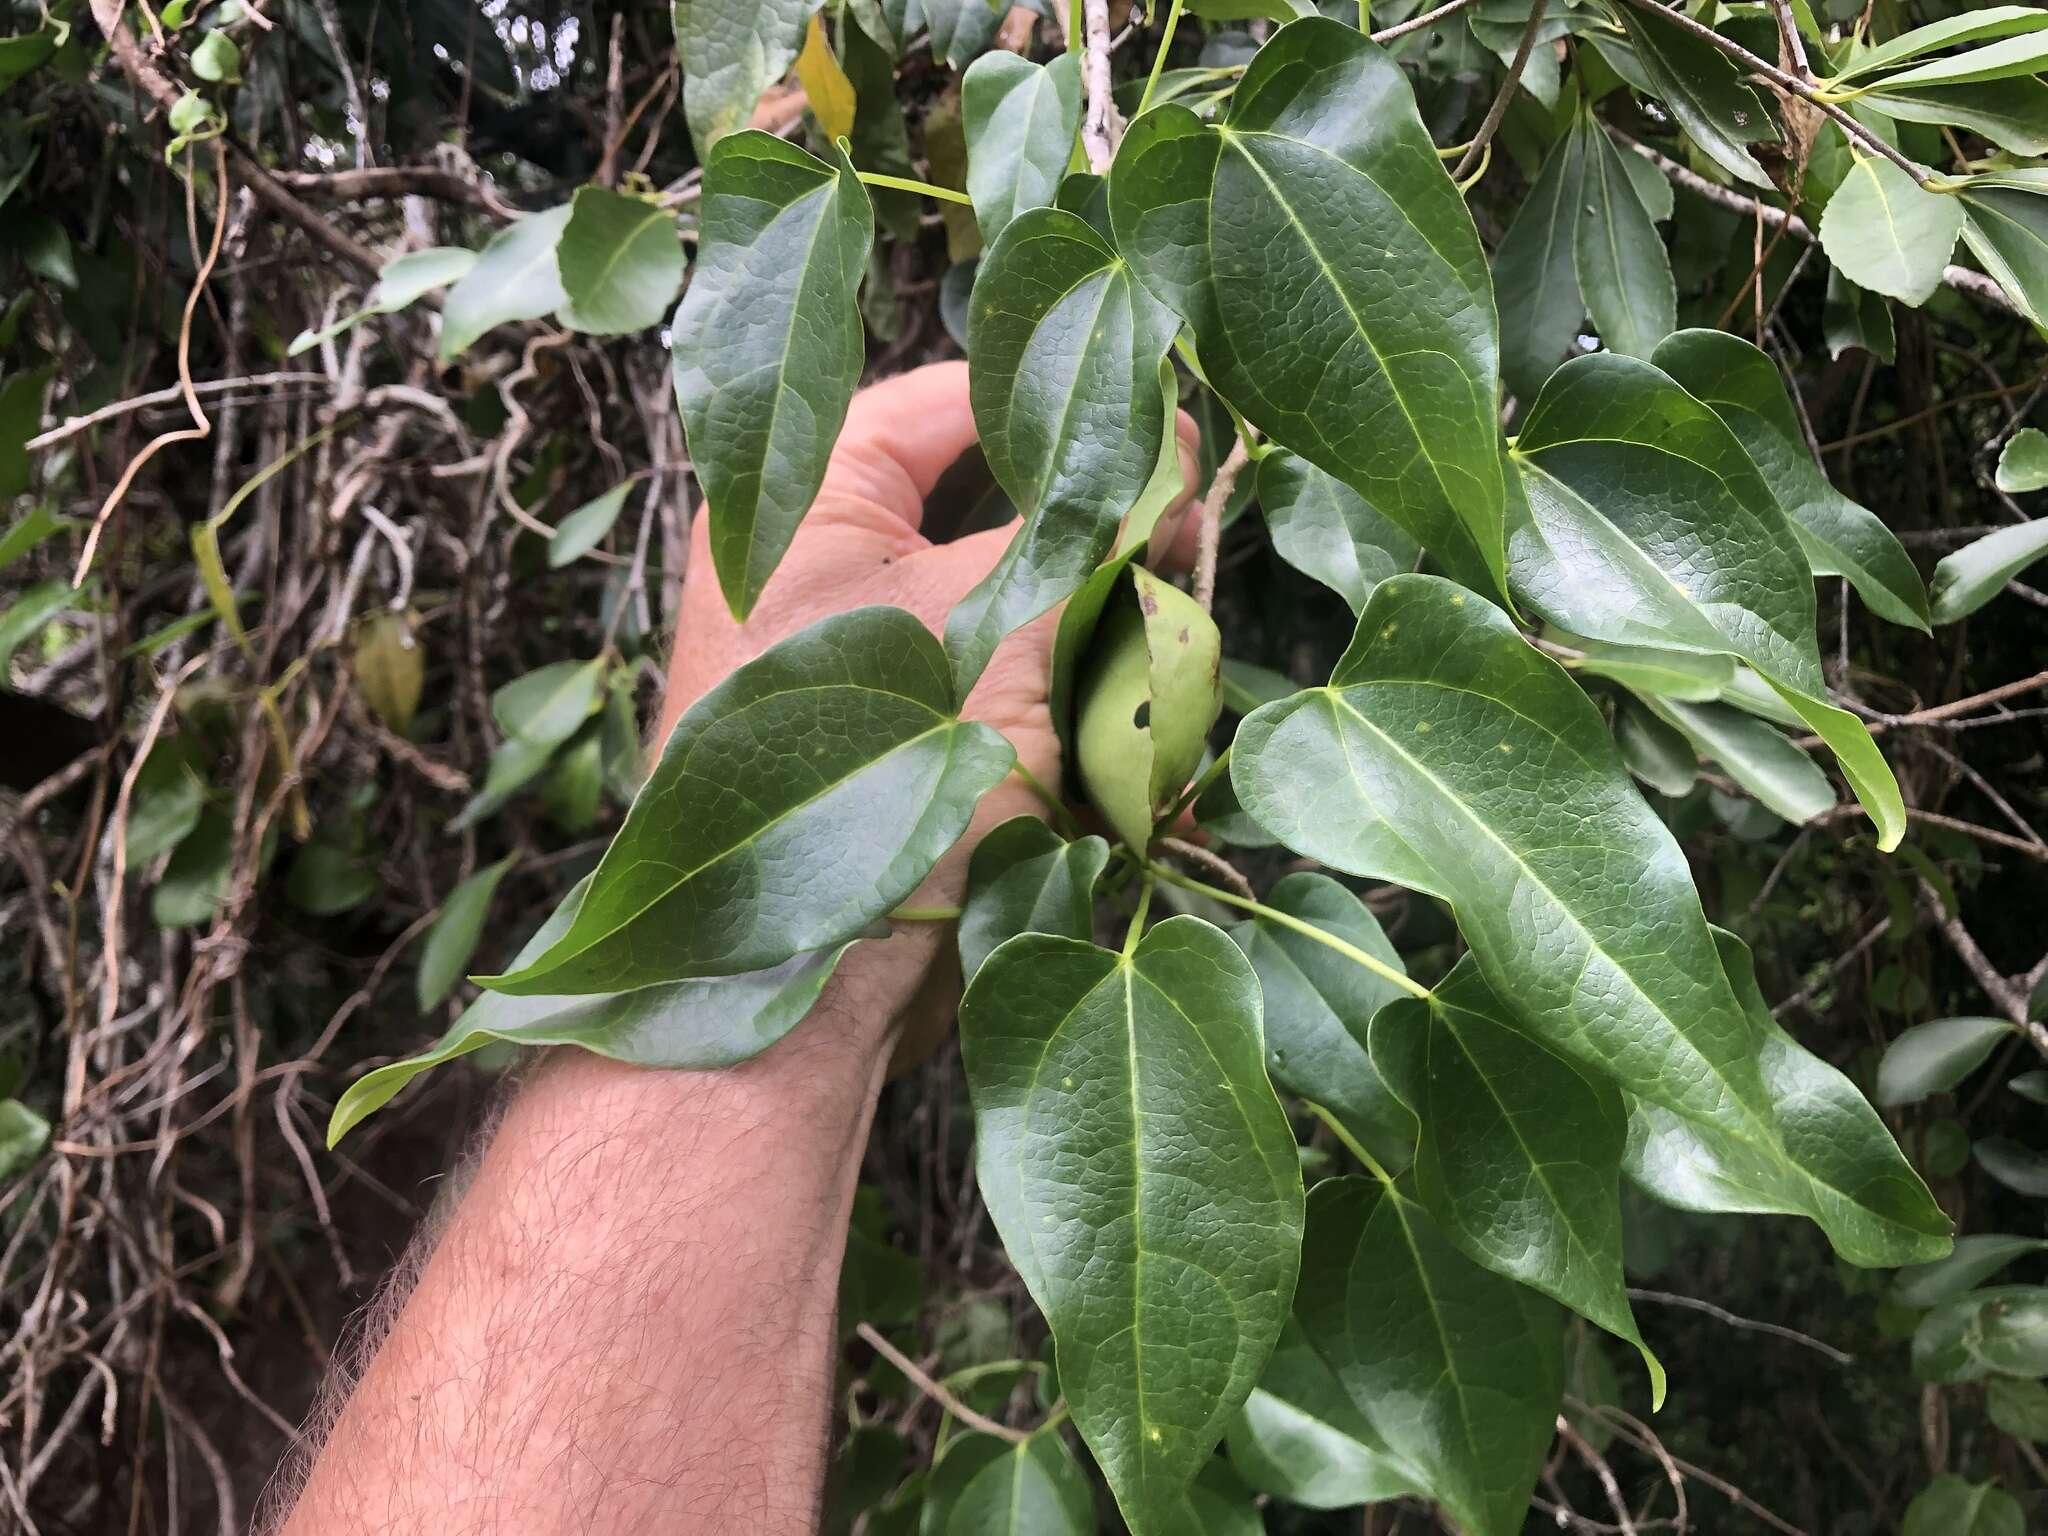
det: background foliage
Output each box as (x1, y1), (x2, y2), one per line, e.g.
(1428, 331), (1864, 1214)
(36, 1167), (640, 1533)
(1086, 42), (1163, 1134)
(1, 0), (2047, 1531)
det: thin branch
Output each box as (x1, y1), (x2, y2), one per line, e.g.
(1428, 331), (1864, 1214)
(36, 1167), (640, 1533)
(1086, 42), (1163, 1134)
(1371, 0), (1481, 44)
(1626, 1287), (1855, 1365)
(1610, 0), (1929, 186)
(269, 165), (513, 217)
(1454, 0), (1549, 180)
(1194, 436), (1250, 612)
(1613, 129), (2017, 316)
(854, 1321), (1028, 1444)
(1917, 879), (2035, 1032)
(27, 374), (333, 451)
(1156, 836), (1254, 900)
(1768, 0), (1812, 80)
(1555, 1415), (1639, 1536)
(1078, 0), (1122, 174)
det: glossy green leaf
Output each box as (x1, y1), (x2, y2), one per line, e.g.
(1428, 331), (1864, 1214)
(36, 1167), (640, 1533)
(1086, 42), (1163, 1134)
(487, 607), (1012, 994)
(1902, 1477), (2025, 1536)
(1234, 578), (1948, 1265)
(922, 1430), (1092, 1536)
(1989, 1377), (2048, 1440)
(947, 209), (1177, 697)
(1997, 428), (2048, 493)
(1510, 351), (1904, 848)
(1624, 929), (1951, 1265)
(1895, 1235), (2048, 1309)
(963, 52), (1081, 244)
(2013, 1070), (2048, 1105)
(493, 658), (608, 749)
(959, 918), (1303, 1535)
(923, 0), (1004, 69)
(1226, 872), (1416, 1172)
(1868, 32), (2048, 90)
(0, 506), (70, 573)
(1877, 1016), (2016, 1106)
(331, 877), (857, 1144)
(1227, 1318), (1420, 1509)
(556, 187), (684, 335)
(1372, 955), (1664, 1404)
(448, 736), (555, 832)
(1493, 120), (1586, 406)
(1929, 518), (2048, 623)
(1616, 1), (1775, 189)
(439, 205), (572, 360)
(673, 0), (820, 154)
(1646, 695), (1835, 825)
(543, 732), (605, 833)
(959, 816), (1110, 981)
(286, 841), (378, 916)
(1073, 568), (1223, 849)
(1293, 1176), (1562, 1536)
(0, 1099), (49, 1183)
(673, 133), (873, 619)
(1858, 77), (2048, 158)
(1819, 154), (1962, 307)
(1832, 7), (2048, 82)
(1958, 172), (2048, 327)
(289, 246), (478, 354)
(548, 481), (634, 567)
(1565, 637), (1735, 701)
(1915, 1286), (2048, 1382)
(1615, 697), (1699, 798)
(1976, 1138), (2048, 1197)
(0, 579), (72, 674)
(1109, 17), (1508, 597)
(1823, 268), (1895, 362)
(191, 29), (240, 82)
(416, 857), (515, 1013)
(1653, 329), (1928, 630)
(1257, 450), (1419, 615)
(1573, 111), (1674, 360)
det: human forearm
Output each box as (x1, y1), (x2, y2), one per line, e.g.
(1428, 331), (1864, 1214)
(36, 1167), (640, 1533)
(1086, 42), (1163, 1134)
(282, 999), (893, 1536)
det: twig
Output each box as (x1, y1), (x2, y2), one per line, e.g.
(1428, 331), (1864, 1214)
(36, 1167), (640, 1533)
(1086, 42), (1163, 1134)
(1768, 0), (1812, 80)
(1916, 879), (2035, 1032)
(269, 165), (513, 217)
(1612, 130), (2017, 316)
(1194, 436), (1250, 612)
(1454, 0), (1549, 180)
(1371, 0), (1481, 43)
(28, 374), (332, 450)
(1626, 1287), (1855, 1364)
(1585, 1399), (1804, 1536)
(854, 1321), (1027, 1445)
(1157, 836), (1254, 900)
(1078, 0), (1122, 174)
(1772, 916), (1891, 1018)
(1555, 1415), (1639, 1535)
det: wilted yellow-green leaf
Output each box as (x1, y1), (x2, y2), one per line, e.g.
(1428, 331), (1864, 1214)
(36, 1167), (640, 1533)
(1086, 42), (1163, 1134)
(356, 611), (424, 733)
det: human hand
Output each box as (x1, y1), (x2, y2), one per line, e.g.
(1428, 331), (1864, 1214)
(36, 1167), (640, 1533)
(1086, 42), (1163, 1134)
(660, 361), (1200, 1068)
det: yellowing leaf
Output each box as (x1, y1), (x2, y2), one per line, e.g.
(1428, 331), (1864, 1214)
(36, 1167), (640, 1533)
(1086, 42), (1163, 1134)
(795, 15), (857, 143)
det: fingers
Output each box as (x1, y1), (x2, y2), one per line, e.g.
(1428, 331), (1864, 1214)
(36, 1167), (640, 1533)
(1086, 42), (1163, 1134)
(818, 361), (979, 531)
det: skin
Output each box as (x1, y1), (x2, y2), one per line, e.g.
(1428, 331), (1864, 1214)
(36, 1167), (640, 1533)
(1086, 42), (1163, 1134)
(278, 363), (1199, 1535)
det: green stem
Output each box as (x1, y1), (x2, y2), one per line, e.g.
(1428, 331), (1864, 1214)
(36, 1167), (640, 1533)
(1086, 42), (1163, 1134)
(1304, 1100), (1395, 1186)
(890, 904), (964, 922)
(1157, 745), (1230, 830)
(1010, 759), (1080, 837)
(1123, 874), (1155, 956)
(1135, 0), (1186, 118)
(1146, 862), (1430, 1000)
(856, 170), (973, 206)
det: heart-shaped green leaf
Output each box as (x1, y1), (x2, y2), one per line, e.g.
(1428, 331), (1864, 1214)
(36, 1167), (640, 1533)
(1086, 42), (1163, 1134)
(1108, 16), (1508, 597)
(673, 0), (821, 155)
(485, 607), (1013, 994)
(1573, 110), (1674, 360)
(1510, 351), (1904, 847)
(922, 1430), (1094, 1535)
(1930, 516), (2048, 623)
(331, 877), (857, 1144)
(1878, 1016), (2017, 1106)
(1225, 872), (1416, 1172)
(947, 208), (1178, 698)
(1819, 153), (1963, 307)
(1372, 955), (1664, 1405)
(556, 186), (684, 335)
(672, 132), (873, 619)
(1256, 451), (1419, 615)
(1653, 328), (1930, 630)
(1901, 1476), (2025, 1536)
(959, 917), (1303, 1535)
(439, 205), (571, 360)
(1292, 1176), (1562, 1536)
(963, 51), (1082, 243)
(959, 816), (1110, 981)
(1233, 576), (1948, 1265)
